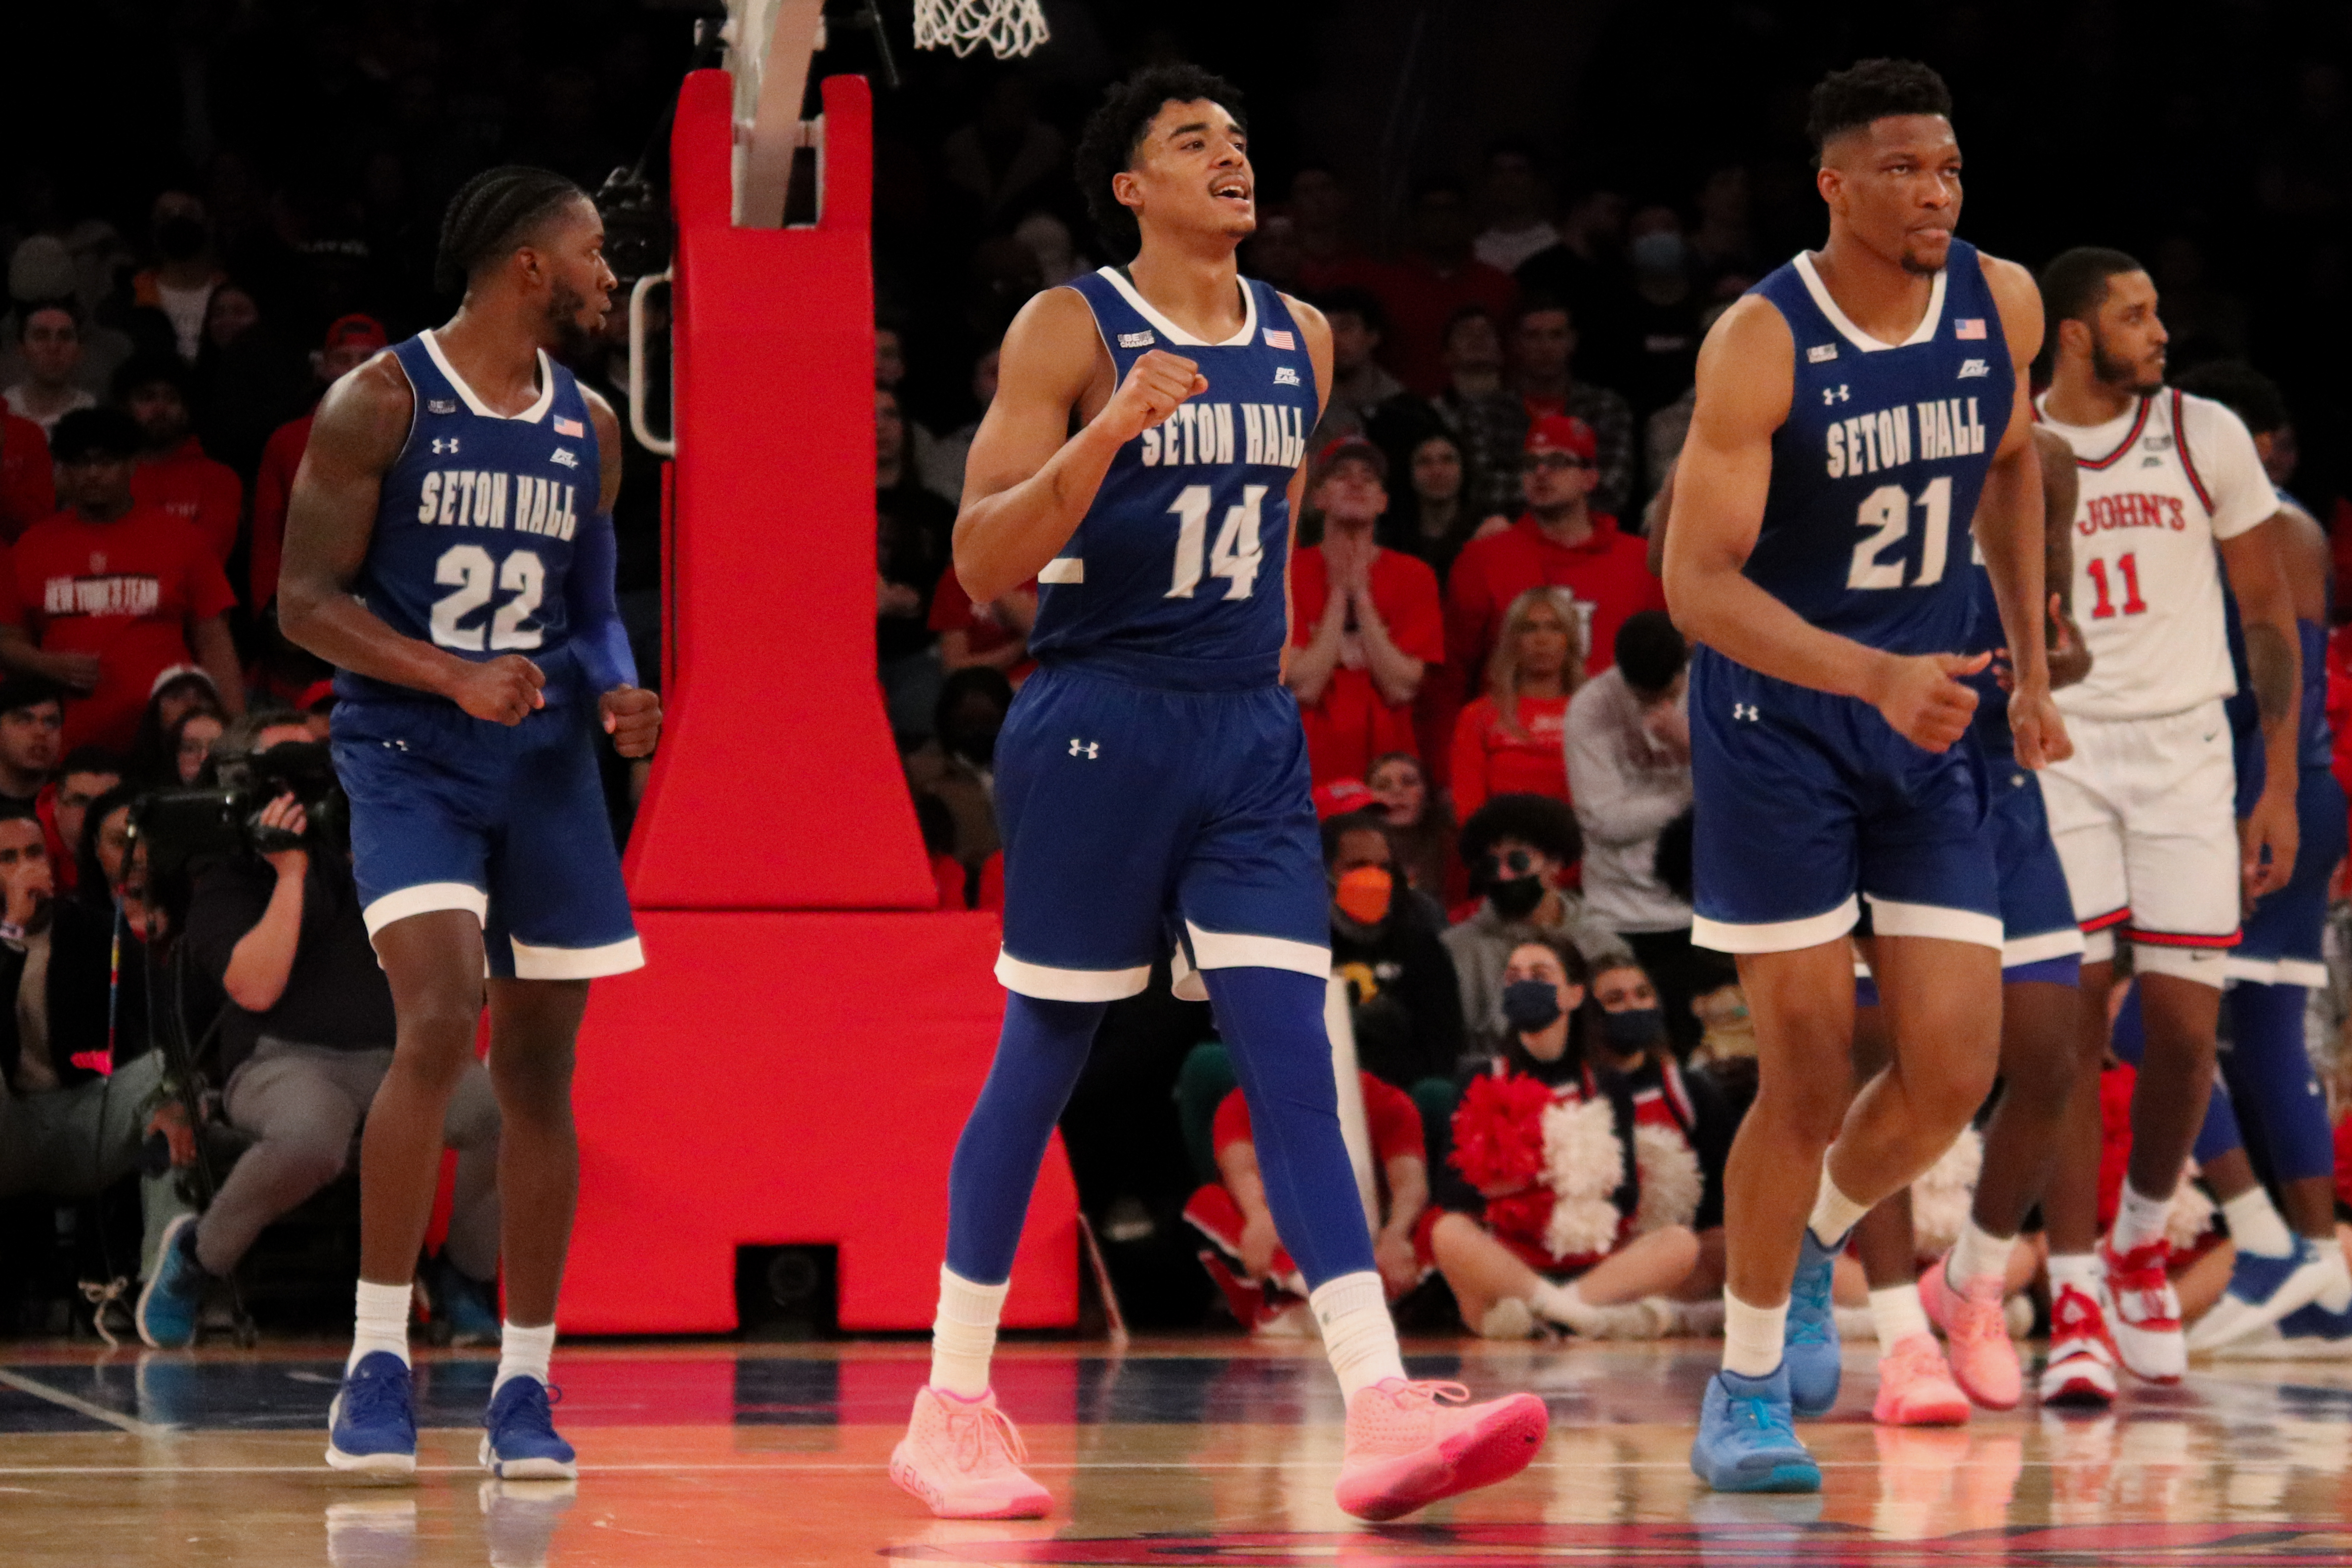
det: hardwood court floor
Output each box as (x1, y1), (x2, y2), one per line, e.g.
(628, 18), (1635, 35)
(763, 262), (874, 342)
(1, 1335), (2350, 1565)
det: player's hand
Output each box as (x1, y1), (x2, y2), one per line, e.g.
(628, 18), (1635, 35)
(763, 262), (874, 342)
(2242, 784), (2300, 901)
(255, 792), (309, 879)
(1373, 1229), (1420, 1296)
(2, 852), (50, 931)
(1096, 349), (1209, 445)
(2007, 681), (2073, 769)
(38, 650), (101, 692)
(601, 684), (662, 758)
(447, 654), (546, 725)
(1238, 1210), (1280, 1280)
(1869, 651), (1987, 754)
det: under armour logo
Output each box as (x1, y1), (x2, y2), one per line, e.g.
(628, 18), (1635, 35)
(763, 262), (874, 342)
(1069, 738), (1100, 759)
(431, 437), (460, 454)
(1821, 384), (1850, 406)
(1732, 704), (1760, 722)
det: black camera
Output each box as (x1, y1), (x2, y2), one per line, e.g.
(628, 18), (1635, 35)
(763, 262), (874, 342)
(132, 740), (349, 885)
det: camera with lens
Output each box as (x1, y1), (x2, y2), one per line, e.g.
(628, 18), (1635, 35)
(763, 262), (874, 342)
(132, 740), (349, 891)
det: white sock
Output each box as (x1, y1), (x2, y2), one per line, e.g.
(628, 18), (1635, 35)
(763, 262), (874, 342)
(1722, 1289), (1787, 1379)
(1869, 1283), (1932, 1350)
(2313, 1243), (2352, 1313)
(1528, 1278), (1598, 1332)
(2048, 1250), (2100, 1303)
(1807, 1155), (1870, 1248)
(494, 1321), (556, 1394)
(1309, 1271), (1406, 1401)
(349, 1279), (412, 1371)
(2220, 1187), (2295, 1259)
(928, 1267), (1009, 1399)
(1949, 1216), (2016, 1290)
(2111, 1179), (2173, 1254)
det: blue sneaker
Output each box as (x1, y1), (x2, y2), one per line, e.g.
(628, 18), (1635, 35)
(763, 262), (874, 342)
(2186, 1236), (2330, 1353)
(1690, 1366), (1821, 1493)
(431, 1257), (503, 1348)
(481, 1377), (577, 1480)
(1785, 1226), (1843, 1416)
(327, 1352), (419, 1478)
(135, 1213), (206, 1350)
(2211, 1295), (2352, 1359)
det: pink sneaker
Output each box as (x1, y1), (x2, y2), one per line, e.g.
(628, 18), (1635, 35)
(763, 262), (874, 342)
(889, 1387), (1051, 1520)
(1333, 1379), (1548, 1522)
(1872, 1332), (1970, 1427)
(1921, 1253), (2022, 1410)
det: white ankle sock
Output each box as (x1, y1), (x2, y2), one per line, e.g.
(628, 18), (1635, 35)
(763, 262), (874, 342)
(1309, 1271), (1405, 1401)
(1722, 1289), (1787, 1378)
(1807, 1155), (1870, 1248)
(494, 1321), (556, 1394)
(1869, 1283), (1931, 1349)
(1528, 1278), (1597, 1332)
(2047, 1250), (2100, 1302)
(2220, 1187), (2295, 1259)
(928, 1267), (1009, 1399)
(2313, 1244), (2352, 1313)
(349, 1279), (412, 1371)
(1950, 1216), (2016, 1289)
(2111, 1180), (2173, 1254)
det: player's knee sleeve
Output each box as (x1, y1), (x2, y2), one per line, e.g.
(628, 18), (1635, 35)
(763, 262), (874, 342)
(944, 994), (1105, 1285)
(1201, 966), (1377, 1293)
(2223, 982), (2335, 1183)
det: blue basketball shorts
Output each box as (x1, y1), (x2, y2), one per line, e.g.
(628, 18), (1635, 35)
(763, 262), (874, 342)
(2230, 764), (2349, 987)
(991, 663), (1330, 1002)
(1688, 648), (2000, 955)
(332, 698), (643, 980)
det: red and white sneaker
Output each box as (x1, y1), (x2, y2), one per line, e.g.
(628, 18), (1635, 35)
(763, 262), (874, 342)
(889, 1387), (1052, 1520)
(2038, 1284), (2119, 1408)
(1871, 1332), (1971, 1427)
(1921, 1253), (2022, 1410)
(1333, 1379), (1548, 1522)
(2099, 1235), (2185, 1384)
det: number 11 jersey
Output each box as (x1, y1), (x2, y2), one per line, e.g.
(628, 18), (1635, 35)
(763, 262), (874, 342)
(1029, 268), (1318, 689)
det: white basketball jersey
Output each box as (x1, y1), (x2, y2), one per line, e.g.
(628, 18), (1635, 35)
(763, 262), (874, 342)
(2037, 388), (2275, 722)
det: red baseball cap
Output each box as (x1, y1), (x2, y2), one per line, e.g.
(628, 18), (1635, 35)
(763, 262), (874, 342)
(324, 313), (389, 353)
(1525, 414), (1597, 462)
(1313, 433), (1388, 482)
(1312, 778), (1378, 820)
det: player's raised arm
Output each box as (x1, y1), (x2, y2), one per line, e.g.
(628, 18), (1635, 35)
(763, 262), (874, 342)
(1970, 254), (2069, 768)
(278, 356), (545, 724)
(1661, 296), (1984, 753)
(954, 287), (1209, 604)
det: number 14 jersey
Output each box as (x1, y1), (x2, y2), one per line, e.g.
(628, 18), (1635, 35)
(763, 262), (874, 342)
(1029, 268), (1318, 689)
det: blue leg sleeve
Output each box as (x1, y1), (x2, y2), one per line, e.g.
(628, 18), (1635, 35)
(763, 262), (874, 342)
(1200, 967), (1377, 1291)
(2193, 1076), (2246, 1167)
(944, 994), (1105, 1285)
(2110, 982), (2145, 1066)
(2222, 981), (2336, 1183)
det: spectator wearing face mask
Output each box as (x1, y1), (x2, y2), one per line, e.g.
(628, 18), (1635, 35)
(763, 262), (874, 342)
(1323, 811), (1464, 1109)
(1442, 793), (1628, 1052)
(1616, 206), (1705, 419)
(905, 667), (1012, 877)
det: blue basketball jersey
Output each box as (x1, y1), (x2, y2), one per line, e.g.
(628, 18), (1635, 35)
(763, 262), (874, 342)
(1026, 268), (1319, 689)
(1742, 239), (2016, 658)
(339, 331), (600, 707)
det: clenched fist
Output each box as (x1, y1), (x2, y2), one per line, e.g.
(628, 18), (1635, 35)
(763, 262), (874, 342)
(448, 654), (546, 725)
(1096, 349), (1209, 446)
(600, 684), (662, 758)
(1868, 650), (1987, 754)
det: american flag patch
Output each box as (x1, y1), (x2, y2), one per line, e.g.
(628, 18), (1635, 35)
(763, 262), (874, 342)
(1954, 318), (1986, 340)
(553, 415), (585, 437)
(1263, 329), (1296, 350)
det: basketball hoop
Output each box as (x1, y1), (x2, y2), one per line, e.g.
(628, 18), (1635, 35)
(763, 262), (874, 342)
(913, 0), (1050, 59)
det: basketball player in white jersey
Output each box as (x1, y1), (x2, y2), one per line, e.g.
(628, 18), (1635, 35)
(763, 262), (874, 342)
(2031, 247), (2301, 1400)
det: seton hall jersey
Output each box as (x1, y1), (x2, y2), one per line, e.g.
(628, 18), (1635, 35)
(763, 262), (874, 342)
(1741, 239), (2015, 658)
(1026, 268), (1319, 689)
(2038, 387), (2276, 722)
(340, 331), (598, 707)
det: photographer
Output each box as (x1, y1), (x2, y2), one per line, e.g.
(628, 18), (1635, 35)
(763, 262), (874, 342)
(135, 712), (502, 1350)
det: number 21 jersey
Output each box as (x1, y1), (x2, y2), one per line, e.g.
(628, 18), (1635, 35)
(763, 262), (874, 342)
(339, 330), (597, 709)
(1027, 268), (1319, 689)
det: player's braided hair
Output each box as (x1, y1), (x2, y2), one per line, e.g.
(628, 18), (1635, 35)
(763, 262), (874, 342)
(434, 166), (588, 295)
(1074, 63), (1247, 260)
(1805, 59), (1953, 154)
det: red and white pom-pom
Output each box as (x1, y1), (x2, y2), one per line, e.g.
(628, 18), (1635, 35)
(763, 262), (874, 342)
(2168, 1165), (2217, 1252)
(1631, 1123), (1703, 1234)
(1541, 1096), (1625, 1261)
(1910, 1125), (1984, 1256)
(1448, 1071), (1553, 1193)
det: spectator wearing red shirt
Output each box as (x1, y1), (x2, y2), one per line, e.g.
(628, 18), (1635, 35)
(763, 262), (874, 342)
(248, 315), (390, 613)
(1287, 438), (1445, 785)
(1452, 585), (1583, 818)
(118, 357), (241, 567)
(1379, 181), (1519, 398)
(0, 409), (53, 541)
(0, 409), (243, 752)
(930, 569), (1038, 688)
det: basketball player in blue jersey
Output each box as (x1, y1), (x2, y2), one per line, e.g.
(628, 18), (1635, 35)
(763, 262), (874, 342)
(278, 167), (660, 1481)
(887, 65), (1544, 1524)
(1661, 61), (2068, 1491)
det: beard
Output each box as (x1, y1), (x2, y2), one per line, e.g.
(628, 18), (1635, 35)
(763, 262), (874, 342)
(2091, 333), (2163, 394)
(544, 278), (602, 363)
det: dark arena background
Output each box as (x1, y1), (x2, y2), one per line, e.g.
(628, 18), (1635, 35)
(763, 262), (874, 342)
(7, 2), (2352, 1564)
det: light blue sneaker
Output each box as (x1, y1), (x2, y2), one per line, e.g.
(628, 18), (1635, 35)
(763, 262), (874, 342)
(1785, 1226), (1843, 1417)
(481, 1377), (577, 1480)
(135, 1214), (205, 1350)
(2186, 1236), (2330, 1353)
(1690, 1366), (1820, 1493)
(327, 1352), (419, 1479)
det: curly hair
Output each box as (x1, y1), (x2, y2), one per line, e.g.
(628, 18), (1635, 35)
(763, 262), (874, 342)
(1459, 793), (1582, 872)
(1073, 63), (1247, 259)
(434, 165), (587, 295)
(1805, 59), (1953, 153)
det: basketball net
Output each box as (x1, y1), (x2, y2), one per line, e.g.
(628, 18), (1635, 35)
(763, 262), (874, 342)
(913, 0), (1050, 59)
